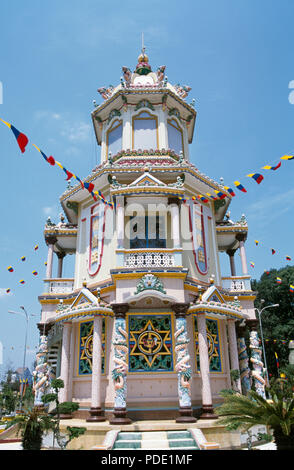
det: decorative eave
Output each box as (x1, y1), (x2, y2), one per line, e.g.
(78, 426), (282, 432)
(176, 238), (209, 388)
(53, 304), (114, 324)
(92, 88), (196, 145)
(59, 161), (232, 205)
(187, 301), (245, 320)
(44, 223), (78, 254)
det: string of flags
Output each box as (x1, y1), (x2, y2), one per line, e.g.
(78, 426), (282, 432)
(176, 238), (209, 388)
(0, 118), (113, 209)
(4, 243), (42, 295)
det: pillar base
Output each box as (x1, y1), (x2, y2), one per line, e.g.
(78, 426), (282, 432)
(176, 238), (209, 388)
(176, 406), (197, 423)
(109, 407), (132, 425)
(199, 404), (218, 420)
(86, 407), (106, 422)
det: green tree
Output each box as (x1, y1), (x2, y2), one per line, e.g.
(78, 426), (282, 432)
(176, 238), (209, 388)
(252, 265), (294, 375)
(42, 378), (86, 450)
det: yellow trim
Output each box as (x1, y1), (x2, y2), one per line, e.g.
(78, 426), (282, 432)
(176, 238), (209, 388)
(116, 248), (183, 254)
(167, 118), (184, 155)
(126, 311), (176, 374)
(110, 187), (185, 196)
(111, 271), (187, 282)
(106, 118), (123, 158)
(132, 110), (159, 150)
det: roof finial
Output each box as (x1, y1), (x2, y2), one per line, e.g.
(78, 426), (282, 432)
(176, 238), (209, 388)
(141, 32), (145, 55)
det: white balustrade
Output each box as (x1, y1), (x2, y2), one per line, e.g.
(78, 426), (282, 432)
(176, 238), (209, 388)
(44, 279), (74, 294)
(221, 277), (251, 292)
(124, 251), (175, 268)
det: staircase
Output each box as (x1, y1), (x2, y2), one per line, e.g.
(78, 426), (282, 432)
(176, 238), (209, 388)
(113, 430), (199, 450)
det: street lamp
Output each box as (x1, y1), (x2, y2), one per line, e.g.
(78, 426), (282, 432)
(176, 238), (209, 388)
(8, 307), (37, 410)
(254, 300), (279, 386)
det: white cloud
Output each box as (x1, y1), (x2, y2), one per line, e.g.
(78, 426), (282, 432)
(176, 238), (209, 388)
(34, 110), (91, 145)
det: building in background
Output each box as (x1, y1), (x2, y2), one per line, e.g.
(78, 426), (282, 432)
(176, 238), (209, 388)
(35, 50), (262, 423)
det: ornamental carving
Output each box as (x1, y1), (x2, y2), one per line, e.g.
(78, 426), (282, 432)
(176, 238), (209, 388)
(135, 274), (166, 295)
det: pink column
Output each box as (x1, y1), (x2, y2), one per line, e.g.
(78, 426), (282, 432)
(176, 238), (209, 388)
(59, 321), (72, 403)
(87, 315), (106, 422)
(45, 236), (57, 279)
(169, 199), (181, 248)
(57, 252), (66, 278)
(237, 234), (248, 275)
(197, 313), (218, 419)
(116, 196), (125, 249)
(226, 249), (237, 276)
(227, 319), (242, 393)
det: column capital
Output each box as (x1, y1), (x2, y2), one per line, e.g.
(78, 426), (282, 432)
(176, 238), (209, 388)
(168, 197), (180, 206)
(111, 302), (129, 317)
(45, 235), (58, 246)
(236, 321), (247, 337)
(56, 251), (66, 259)
(37, 322), (53, 336)
(171, 302), (190, 317)
(236, 233), (247, 243)
(246, 319), (258, 330)
(226, 248), (237, 257)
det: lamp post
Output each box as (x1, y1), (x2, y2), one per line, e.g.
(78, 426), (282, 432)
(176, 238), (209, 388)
(8, 307), (37, 410)
(254, 301), (279, 386)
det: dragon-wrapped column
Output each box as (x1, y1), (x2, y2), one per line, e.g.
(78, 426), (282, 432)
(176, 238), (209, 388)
(109, 303), (132, 424)
(236, 323), (251, 395)
(32, 334), (54, 408)
(247, 320), (266, 398)
(172, 303), (196, 423)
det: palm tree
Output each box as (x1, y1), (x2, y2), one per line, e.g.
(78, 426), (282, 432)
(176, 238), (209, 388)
(216, 384), (294, 450)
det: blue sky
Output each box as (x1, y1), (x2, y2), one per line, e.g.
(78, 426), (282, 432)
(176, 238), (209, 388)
(0, 0), (294, 374)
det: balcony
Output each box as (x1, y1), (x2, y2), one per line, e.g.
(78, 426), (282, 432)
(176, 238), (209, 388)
(119, 249), (182, 269)
(43, 278), (74, 295)
(221, 276), (252, 292)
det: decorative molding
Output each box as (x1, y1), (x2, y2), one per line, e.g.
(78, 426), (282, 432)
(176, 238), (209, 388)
(134, 274), (166, 295)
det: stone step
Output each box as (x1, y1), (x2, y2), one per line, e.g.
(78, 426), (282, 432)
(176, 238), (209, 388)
(113, 430), (199, 451)
(113, 440), (141, 450)
(169, 438), (197, 448)
(116, 432), (142, 441)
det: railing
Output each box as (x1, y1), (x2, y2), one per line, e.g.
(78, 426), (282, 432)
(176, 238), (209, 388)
(124, 250), (176, 268)
(221, 276), (252, 292)
(43, 278), (74, 294)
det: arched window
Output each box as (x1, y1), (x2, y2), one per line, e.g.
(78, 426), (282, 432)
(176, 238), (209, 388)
(132, 111), (158, 150)
(107, 119), (122, 157)
(167, 118), (183, 155)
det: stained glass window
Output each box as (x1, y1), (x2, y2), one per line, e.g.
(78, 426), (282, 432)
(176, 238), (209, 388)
(193, 316), (222, 373)
(128, 315), (173, 372)
(78, 319), (106, 375)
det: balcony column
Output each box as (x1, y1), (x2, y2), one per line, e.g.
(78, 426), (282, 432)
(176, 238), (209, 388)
(45, 236), (57, 279)
(116, 196), (125, 250)
(227, 319), (242, 393)
(56, 251), (66, 278)
(168, 198), (181, 249)
(197, 312), (218, 419)
(172, 303), (196, 423)
(59, 321), (72, 403)
(236, 234), (248, 275)
(109, 303), (132, 424)
(226, 249), (237, 276)
(87, 315), (106, 422)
